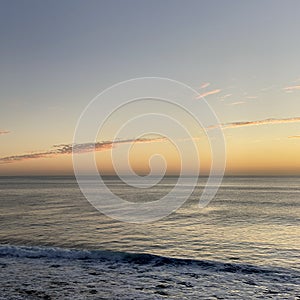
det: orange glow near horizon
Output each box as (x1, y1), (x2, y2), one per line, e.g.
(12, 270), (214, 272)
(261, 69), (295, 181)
(1, 132), (299, 176)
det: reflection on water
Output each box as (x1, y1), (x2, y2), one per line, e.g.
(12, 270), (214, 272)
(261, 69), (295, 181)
(0, 176), (299, 269)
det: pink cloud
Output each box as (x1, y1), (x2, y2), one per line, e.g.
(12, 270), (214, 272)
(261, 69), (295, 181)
(210, 116), (300, 129)
(0, 130), (10, 135)
(283, 85), (300, 91)
(200, 82), (210, 89)
(0, 137), (167, 164)
(196, 89), (221, 99)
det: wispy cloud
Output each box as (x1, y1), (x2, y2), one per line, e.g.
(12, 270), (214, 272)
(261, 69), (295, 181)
(0, 130), (10, 135)
(246, 96), (257, 99)
(288, 135), (300, 139)
(196, 89), (221, 99)
(228, 101), (245, 106)
(283, 85), (300, 91)
(210, 117), (300, 129)
(260, 85), (275, 92)
(176, 137), (202, 143)
(200, 82), (210, 89)
(0, 137), (166, 164)
(220, 93), (232, 100)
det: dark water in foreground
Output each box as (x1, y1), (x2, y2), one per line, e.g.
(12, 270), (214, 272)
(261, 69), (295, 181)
(0, 176), (299, 299)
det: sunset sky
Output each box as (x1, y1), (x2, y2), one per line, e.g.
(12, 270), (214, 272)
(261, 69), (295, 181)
(0, 0), (300, 175)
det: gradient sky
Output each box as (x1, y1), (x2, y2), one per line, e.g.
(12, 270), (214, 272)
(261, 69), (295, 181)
(0, 0), (300, 175)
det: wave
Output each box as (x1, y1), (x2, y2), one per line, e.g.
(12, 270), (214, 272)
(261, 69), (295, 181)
(0, 244), (298, 278)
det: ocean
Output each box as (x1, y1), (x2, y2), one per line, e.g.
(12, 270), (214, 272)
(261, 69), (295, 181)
(0, 176), (299, 299)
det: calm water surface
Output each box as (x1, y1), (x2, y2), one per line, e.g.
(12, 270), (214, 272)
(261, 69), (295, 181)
(0, 176), (299, 269)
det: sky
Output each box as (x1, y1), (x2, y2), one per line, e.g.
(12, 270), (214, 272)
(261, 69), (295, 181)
(0, 0), (299, 175)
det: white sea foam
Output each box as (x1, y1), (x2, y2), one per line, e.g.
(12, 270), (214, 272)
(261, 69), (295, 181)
(0, 244), (299, 299)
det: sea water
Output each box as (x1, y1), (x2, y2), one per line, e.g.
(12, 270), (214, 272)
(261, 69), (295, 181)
(0, 176), (299, 299)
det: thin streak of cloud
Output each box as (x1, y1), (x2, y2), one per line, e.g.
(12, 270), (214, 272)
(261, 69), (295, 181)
(246, 96), (257, 99)
(228, 101), (245, 106)
(0, 130), (10, 135)
(176, 137), (202, 142)
(0, 137), (167, 164)
(210, 117), (300, 130)
(220, 93), (232, 100)
(283, 85), (300, 91)
(260, 85), (275, 92)
(288, 135), (300, 139)
(252, 139), (261, 143)
(196, 89), (221, 99)
(200, 82), (210, 89)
